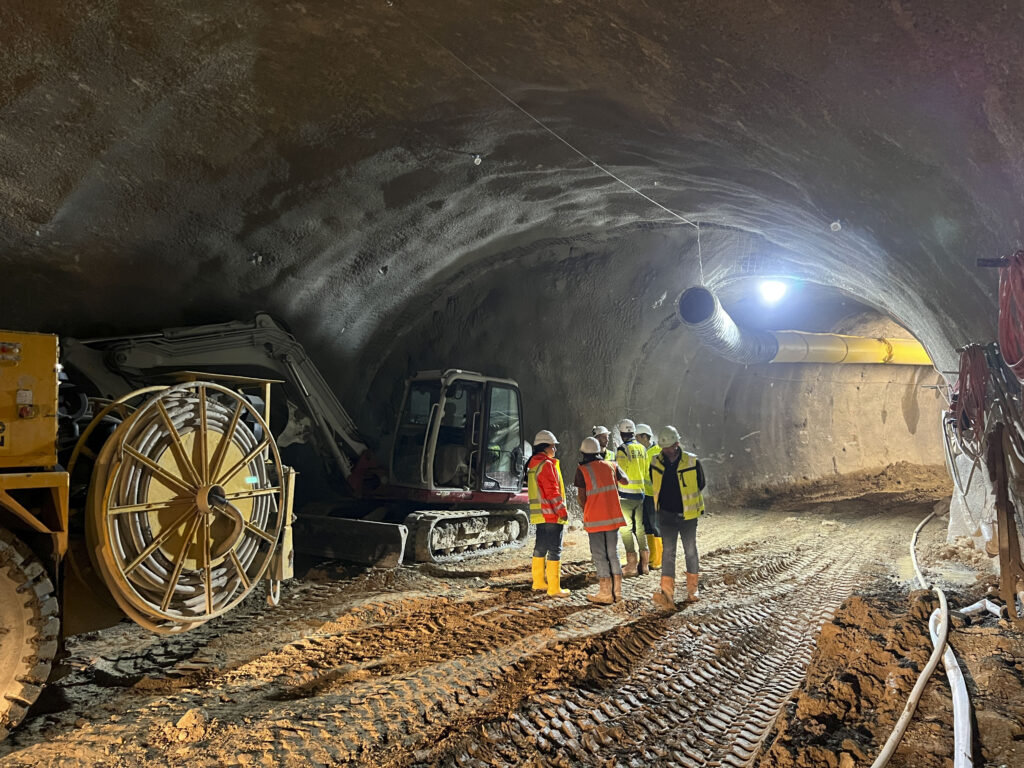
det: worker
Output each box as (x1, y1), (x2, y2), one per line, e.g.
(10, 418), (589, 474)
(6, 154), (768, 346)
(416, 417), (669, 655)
(615, 418), (650, 576)
(591, 425), (615, 462)
(526, 429), (570, 597)
(575, 436), (629, 604)
(649, 425), (706, 612)
(635, 423), (663, 569)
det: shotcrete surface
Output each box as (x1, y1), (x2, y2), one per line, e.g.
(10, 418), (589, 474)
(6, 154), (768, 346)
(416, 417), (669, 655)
(0, 1), (1017, 487)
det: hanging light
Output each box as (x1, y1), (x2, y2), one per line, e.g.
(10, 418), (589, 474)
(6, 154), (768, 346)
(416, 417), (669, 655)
(759, 280), (788, 305)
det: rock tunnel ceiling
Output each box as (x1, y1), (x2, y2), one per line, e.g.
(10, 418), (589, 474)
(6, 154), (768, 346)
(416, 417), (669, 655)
(1, 0), (1019, 485)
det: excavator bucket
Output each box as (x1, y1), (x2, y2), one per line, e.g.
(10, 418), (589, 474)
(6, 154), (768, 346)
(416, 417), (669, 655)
(293, 516), (409, 567)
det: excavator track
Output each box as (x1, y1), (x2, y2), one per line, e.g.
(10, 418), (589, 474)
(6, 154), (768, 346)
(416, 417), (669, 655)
(0, 530), (59, 741)
(404, 509), (530, 564)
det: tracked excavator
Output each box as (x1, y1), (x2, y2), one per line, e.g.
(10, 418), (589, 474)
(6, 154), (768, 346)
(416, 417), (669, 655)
(0, 314), (529, 740)
(60, 313), (531, 567)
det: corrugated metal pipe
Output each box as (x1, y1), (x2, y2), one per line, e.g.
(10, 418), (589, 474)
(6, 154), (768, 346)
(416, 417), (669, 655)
(676, 287), (933, 366)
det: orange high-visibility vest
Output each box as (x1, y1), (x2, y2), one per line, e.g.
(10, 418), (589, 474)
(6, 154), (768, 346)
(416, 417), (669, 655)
(527, 454), (568, 524)
(579, 460), (626, 533)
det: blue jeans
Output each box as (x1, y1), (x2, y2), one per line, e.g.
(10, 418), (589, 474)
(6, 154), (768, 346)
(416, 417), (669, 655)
(533, 523), (565, 561)
(588, 530), (622, 578)
(659, 511), (698, 578)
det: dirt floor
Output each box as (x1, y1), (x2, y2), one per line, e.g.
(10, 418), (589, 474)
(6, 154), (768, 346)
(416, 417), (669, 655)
(0, 466), (1021, 767)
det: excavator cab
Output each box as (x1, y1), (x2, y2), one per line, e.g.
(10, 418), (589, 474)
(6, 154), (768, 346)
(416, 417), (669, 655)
(391, 370), (525, 494)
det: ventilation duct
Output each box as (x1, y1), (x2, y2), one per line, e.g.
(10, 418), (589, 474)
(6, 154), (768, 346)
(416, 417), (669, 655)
(676, 287), (932, 366)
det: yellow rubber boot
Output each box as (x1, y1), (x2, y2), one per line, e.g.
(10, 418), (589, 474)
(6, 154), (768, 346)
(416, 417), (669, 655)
(546, 560), (570, 597)
(531, 557), (547, 591)
(649, 536), (663, 569)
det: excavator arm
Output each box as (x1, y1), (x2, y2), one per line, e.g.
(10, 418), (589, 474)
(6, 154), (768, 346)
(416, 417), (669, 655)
(62, 313), (378, 492)
(61, 314), (529, 566)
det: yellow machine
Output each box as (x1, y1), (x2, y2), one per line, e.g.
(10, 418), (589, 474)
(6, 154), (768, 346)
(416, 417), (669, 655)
(0, 330), (294, 740)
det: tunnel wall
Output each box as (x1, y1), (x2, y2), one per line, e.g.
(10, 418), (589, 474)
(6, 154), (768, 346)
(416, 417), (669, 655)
(361, 227), (946, 494)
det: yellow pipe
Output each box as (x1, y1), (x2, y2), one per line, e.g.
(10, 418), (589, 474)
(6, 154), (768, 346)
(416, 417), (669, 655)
(770, 331), (932, 365)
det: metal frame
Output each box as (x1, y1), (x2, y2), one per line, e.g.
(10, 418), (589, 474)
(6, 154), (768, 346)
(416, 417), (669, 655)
(0, 471), (68, 558)
(395, 370), (525, 494)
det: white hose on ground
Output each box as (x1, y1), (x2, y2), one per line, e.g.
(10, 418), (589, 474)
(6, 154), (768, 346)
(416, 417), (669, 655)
(928, 608), (973, 768)
(869, 511), (973, 768)
(958, 598), (1004, 619)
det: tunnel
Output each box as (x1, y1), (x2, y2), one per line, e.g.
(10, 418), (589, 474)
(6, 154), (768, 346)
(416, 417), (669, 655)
(0, 2), (1022, 766)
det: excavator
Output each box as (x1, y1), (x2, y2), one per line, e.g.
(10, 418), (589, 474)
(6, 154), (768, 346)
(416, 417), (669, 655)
(61, 313), (531, 566)
(0, 314), (530, 741)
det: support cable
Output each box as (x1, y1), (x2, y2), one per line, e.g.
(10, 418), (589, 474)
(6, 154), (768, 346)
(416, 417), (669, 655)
(390, 2), (706, 283)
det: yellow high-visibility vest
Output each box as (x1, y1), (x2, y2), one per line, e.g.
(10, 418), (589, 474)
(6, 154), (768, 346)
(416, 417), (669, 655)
(650, 450), (704, 520)
(615, 440), (648, 499)
(643, 443), (661, 495)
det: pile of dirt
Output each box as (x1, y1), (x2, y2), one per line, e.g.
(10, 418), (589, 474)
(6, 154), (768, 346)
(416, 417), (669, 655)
(733, 462), (953, 511)
(922, 535), (998, 572)
(757, 589), (1024, 768)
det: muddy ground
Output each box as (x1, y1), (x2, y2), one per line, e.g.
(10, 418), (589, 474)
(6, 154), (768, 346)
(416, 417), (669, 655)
(1, 466), (1021, 767)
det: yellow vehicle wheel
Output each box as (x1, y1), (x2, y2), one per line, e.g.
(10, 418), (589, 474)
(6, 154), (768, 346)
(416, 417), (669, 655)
(84, 382), (285, 634)
(0, 529), (58, 739)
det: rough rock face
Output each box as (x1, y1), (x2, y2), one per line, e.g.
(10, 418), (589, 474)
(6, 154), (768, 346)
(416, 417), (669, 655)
(2, 1), (1017, 486)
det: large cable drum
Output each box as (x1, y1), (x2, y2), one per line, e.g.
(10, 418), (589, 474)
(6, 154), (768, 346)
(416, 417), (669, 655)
(84, 382), (285, 633)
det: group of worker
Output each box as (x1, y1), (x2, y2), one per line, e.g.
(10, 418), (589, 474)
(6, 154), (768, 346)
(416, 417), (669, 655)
(525, 419), (706, 613)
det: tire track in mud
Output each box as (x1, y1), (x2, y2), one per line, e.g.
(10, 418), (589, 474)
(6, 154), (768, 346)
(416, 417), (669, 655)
(0, 514), (906, 767)
(424, 545), (870, 767)
(205, 545), (853, 767)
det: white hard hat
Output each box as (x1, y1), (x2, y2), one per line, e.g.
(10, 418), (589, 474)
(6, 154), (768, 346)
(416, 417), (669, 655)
(617, 418), (636, 433)
(533, 429), (559, 445)
(580, 436), (602, 454)
(635, 423), (653, 438)
(657, 425), (681, 448)
(592, 425), (610, 436)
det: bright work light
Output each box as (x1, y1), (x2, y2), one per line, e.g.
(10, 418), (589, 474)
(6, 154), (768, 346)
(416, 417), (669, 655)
(759, 280), (787, 304)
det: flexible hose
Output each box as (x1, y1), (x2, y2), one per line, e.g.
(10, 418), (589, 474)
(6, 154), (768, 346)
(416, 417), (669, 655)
(870, 512), (971, 768)
(998, 250), (1024, 384)
(958, 598), (1004, 619)
(112, 389), (276, 623)
(951, 345), (988, 461)
(941, 411), (982, 532)
(928, 609), (973, 768)
(676, 287), (779, 363)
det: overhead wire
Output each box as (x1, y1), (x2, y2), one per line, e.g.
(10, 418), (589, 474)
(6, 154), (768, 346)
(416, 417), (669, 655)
(390, 2), (706, 284)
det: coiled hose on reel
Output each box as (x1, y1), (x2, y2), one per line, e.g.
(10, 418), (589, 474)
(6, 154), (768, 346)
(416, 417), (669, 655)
(85, 381), (285, 634)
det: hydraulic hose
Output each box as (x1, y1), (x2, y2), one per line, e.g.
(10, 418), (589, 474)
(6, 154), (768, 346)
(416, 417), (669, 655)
(997, 250), (1024, 383)
(676, 286), (933, 365)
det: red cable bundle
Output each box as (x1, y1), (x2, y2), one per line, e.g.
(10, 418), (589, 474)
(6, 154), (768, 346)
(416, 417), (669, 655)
(952, 344), (988, 458)
(999, 249), (1024, 383)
